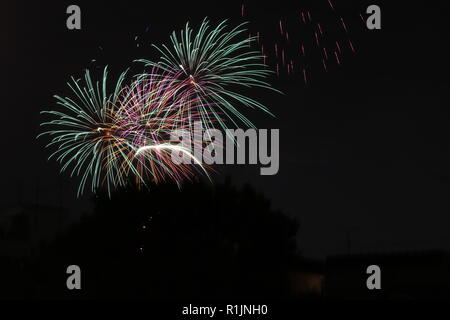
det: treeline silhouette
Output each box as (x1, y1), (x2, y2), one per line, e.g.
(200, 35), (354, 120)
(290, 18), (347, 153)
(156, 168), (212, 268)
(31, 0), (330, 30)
(1, 180), (301, 299)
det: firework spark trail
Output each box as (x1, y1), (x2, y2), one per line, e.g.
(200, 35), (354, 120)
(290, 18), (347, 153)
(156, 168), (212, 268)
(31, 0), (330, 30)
(135, 144), (211, 182)
(136, 144), (202, 167)
(360, 13), (365, 23)
(335, 51), (341, 65)
(262, 44), (267, 64)
(327, 0), (335, 11)
(348, 39), (355, 52)
(341, 18), (348, 33)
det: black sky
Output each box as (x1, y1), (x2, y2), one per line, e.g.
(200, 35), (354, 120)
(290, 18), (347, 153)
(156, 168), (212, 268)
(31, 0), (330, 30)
(2, 1), (450, 258)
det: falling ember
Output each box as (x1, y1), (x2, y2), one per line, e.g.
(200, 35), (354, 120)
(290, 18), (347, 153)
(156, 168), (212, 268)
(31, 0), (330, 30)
(360, 13), (365, 23)
(241, 4), (245, 17)
(341, 18), (348, 33)
(349, 39), (355, 53)
(335, 51), (341, 65)
(303, 68), (307, 84)
(328, 0), (335, 10)
(301, 12), (306, 24)
(318, 23), (323, 36)
(236, 1), (360, 80)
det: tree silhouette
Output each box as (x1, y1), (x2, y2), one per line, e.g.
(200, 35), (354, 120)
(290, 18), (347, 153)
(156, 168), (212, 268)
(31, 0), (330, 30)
(27, 179), (300, 299)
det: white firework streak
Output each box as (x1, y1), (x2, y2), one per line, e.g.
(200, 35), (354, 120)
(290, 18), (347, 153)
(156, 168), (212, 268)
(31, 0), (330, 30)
(135, 144), (211, 179)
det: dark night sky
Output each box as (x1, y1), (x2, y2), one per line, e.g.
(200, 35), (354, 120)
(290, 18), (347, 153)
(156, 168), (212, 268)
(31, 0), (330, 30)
(2, 1), (450, 258)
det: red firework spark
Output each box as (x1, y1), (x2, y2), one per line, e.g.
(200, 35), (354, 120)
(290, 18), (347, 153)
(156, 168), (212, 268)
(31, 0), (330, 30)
(239, 1), (365, 84)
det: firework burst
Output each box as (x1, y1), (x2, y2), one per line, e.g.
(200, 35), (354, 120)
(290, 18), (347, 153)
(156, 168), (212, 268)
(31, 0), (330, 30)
(39, 19), (280, 196)
(115, 71), (212, 187)
(39, 67), (210, 196)
(138, 18), (277, 131)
